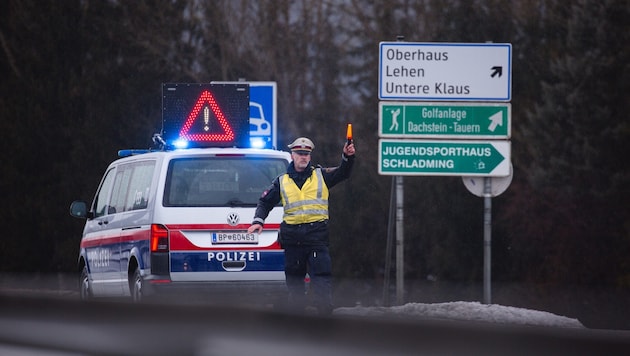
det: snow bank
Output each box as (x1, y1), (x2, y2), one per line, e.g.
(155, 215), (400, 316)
(334, 301), (584, 328)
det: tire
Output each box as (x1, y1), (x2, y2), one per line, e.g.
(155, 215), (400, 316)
(130, 268), (143, 303)
(79, 265), (92, 301)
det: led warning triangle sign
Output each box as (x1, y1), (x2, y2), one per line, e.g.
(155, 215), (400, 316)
(179, 90), (234, 142)
(162, 83), (249, 148)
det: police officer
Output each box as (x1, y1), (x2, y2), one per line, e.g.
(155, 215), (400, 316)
(248, 137), (355, 314)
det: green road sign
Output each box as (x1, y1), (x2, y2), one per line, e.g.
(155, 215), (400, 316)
(378, 139), (511, 176)
(379, 102), (511, 139)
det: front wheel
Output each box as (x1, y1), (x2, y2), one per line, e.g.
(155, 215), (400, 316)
(79, 265), (92, 301)
(130, 268), (143, 302)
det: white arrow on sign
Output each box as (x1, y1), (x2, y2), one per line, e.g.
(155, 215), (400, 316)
(487, 111), (503, 132)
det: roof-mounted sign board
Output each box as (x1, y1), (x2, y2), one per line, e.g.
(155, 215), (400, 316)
(378, 42), (512, 101)
(162, 83), (250, 148)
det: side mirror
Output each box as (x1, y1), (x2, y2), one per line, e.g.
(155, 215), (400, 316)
(70, 200), (91, 219)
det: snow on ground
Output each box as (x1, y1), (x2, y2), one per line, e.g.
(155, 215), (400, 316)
(334, 301), (584, 328)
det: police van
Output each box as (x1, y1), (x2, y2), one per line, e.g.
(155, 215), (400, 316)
(70, 83), (288, 303)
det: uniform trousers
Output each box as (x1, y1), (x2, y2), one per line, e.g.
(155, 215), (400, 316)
(280, 220), (332, 313)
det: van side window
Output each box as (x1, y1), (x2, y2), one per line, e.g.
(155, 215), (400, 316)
(125, 161), (155, 211)
(110, 165), (132, 214)
(109, 161), (156, 214)
(93, 168), (116, 218)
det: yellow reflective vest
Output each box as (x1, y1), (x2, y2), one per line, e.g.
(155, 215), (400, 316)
(279, 168), (329, 224)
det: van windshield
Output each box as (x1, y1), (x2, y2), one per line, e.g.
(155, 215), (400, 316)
(163, 156), (288, 207)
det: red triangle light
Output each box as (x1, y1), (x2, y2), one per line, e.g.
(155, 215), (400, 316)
(179, 90), (234, 142)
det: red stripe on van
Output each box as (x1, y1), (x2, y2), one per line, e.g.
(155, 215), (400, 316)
(165, 223), (280, 230)
(80, 228), (150, 248)
(167, 224), (282, 251)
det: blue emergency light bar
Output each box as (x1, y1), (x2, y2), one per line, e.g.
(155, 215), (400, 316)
(118, 149), (152, 157)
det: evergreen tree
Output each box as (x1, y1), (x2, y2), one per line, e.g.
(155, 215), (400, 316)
(508, 0), (630, 285)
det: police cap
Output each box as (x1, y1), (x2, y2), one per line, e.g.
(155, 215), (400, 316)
(287, 137), (314, 154)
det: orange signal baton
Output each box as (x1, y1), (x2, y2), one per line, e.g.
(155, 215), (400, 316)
(346, 123), (353, 145)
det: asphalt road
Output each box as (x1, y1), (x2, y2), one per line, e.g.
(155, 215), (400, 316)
(0, 293), (629, 356)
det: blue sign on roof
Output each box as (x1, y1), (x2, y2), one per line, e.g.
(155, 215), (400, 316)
(212, 81), (277, 149)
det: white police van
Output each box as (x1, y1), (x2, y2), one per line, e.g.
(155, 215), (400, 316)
(70, 83), (288, 303)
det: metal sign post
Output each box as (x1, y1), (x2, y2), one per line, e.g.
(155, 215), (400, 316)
(382, 178), (396, 306)
(395, 176), (405, 305)
(464, 166), (513, 304)
(483, 177), (492, 304)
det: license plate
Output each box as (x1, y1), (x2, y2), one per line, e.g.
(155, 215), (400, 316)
(212, 232), (258, 244)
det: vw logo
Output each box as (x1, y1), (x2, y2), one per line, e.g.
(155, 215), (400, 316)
(227, 212), (240, 226)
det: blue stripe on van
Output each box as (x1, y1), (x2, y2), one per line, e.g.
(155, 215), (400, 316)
(170, 251), (285, 272)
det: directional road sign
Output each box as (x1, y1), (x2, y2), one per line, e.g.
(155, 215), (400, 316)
(379, 139), (511, 176)
(379, 42), (512, 101)
(379, 102), (511, 139)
